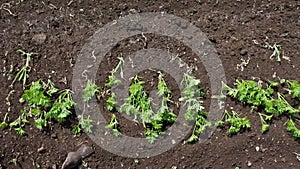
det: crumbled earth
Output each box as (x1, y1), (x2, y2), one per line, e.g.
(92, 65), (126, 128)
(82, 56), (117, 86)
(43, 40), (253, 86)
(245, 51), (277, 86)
(0, 0), (300, 169)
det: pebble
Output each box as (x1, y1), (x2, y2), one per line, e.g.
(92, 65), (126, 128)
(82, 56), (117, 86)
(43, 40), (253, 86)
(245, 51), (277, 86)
(37, 145), (45, 153)
(32, 33), (46, 45)
(240, 48), (248, 55)
(255, 146), (260, 152)
(51, 133), (57, 139)
(52, 164), (57, 169)
(247, 161), (252, 167)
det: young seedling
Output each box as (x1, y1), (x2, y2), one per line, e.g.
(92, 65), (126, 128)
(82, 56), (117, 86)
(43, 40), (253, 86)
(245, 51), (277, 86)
(120, 75), (154, 126)
(21, 80), (52, 130)
(106, 93), (117, 111)
(46, 89), (75, 122)
(0, 113), (9, 129)
(222, 80), (274, 106)
(105, 114), (121, 136)
(11, 49), (38, 88)
(105, 57), (124, 88)
(22, 80), (51, 108)
(9, 110), (29, 135)
(258, 113), (272, 133)
(180, 73), (210, 142)
(268, 44), (282, 62)
(119, 72), (177, 143)
(13, 80), (75, 133)
(82, 79), (99, 102)
(72, 115), (93, 134)
(223, 110), (251, 135)
(42, 79), (59, 96)
(157, 72), (171, 97)
(286, 118), (300, 138)
(287, 80), (300, 99)
(144, 72), (176, 143)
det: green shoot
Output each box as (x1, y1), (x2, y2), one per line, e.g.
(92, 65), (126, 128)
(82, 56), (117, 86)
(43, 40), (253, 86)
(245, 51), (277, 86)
(287, 80), (300, 99)
(157, 72), (171, 97)
(106, 93), (117, 111)
(144, 129), (160, 144)
(35, 117), (47, 130)
(83, 79), (99, 102)
(144, 73), (176, 143)
(221, 110), (251, 135)
(119, 72), (177, 143)
(71, 124), (81, 134)
(0, 113), (9, 129)
(280, 79), (286, 85)
(258, 113), (272, 133)
(14, 127), (26, 135)
(80, 116), (93, 133)
(120, 75), (154, 126)
(222, 80), (274, 106)
(72, 115), (93, 134)
(286, 119), (300, 138)
(22, 80), (51, 108)
(42, 79), (59, 96)
(12, 49), (38, 88)
(105, 114), (121, 136)
(46, 89), (75, 122)
(9, 110), (29, 135)
(105, 57), (124, 88)
(180, 73), (210, 142)
(268, 44), (282, 62)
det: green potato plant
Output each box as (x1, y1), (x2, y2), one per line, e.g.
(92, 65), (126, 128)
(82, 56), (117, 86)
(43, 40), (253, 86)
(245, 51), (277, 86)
(223, 79), (300, 138)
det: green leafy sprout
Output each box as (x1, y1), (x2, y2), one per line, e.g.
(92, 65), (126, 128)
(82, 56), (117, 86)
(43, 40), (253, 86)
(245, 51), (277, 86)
(105, 114), (122, 136)
(218, 110), (251, 135)
(119, 75), (154, 126)
(106, 93), (117, 111)
(72, 115), (93, 134)
(105, 57), (124, 88)
(11, 49), (38, 88)
(180, 73), (210, 142)
(0, 113), (9, 129)
(286, 119), (300, 138)
(258, 113), (272, 133)
(268, 44), (282, 62)
(144, 72), (177, 143)
(83, 79), (99, 102)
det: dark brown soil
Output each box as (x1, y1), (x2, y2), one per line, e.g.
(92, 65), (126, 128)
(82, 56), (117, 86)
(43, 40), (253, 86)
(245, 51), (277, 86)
(1, 0), (300, 168)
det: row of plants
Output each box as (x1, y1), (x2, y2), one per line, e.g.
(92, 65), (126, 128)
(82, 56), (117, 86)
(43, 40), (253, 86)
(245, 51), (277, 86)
(219, 79), (300, 138)
(1, 49), (299, 143)
(1, 50), (209, 143)
(102, 58), (210, 143)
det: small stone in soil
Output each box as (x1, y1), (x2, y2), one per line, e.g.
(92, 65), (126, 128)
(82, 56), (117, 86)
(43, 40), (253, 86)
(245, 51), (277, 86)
(52, 164), (57, 169)
(51, 133), (57, 139)
(37, 146), (45, 153)
(240, 48), (248, 55)
(32, 33), (47, 45)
